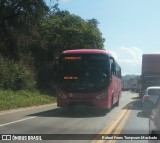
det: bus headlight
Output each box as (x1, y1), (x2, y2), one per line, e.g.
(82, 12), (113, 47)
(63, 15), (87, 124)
(58, 94), (67, 99)
(96, 92), (108, 100)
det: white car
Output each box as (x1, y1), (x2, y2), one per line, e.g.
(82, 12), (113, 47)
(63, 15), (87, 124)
(142, 86), (160, 116)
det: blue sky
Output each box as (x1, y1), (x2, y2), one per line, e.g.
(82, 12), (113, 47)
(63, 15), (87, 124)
(45, 0), (160, 75)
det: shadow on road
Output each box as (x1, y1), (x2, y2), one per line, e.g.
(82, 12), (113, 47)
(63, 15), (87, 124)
(122, 97), (142, 110)
(137, 111), (149, 118)
(122, 97), (149, 118)
(27, 108), (109, 118)
(27, 96), (146, 118)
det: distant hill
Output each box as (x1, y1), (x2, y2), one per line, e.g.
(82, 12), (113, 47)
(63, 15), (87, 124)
(122, 74), (139, 81)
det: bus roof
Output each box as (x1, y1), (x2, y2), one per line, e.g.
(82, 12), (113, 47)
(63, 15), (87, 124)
(62, 49), (112, 56)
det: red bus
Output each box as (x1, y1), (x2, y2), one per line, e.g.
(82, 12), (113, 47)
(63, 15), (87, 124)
(56, 49), (122, 113)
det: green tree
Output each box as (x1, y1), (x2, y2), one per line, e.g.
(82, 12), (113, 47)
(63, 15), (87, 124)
(0, 0), (49, 60)
(0, 1), (105, 91)
(39, 11), (105, 61)
(0, 0), (53, 90)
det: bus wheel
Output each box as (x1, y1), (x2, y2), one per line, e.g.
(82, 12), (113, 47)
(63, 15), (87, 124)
(115, 97), (119, 107)
(107, 105), (112, 112)
(108, 96), (113, 112)
(107, 106), (112, 112)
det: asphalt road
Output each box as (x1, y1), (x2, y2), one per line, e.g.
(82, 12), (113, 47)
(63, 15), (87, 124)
(0, 91), (153, 143)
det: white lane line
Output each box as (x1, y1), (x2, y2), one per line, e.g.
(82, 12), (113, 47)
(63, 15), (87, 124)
(0, 116), (36, 127)
(0, 103), (56, 115)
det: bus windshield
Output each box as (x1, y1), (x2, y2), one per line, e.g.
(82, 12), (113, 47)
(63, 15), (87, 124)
(57, 54), (111, 92)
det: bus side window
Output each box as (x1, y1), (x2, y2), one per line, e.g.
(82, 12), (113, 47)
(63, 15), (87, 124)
(119, 67), (122, 78)
(110, 57), (116, 76)
(111, 63), (116, 75)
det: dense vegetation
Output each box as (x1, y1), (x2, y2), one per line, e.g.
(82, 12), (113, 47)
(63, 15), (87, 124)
(0, 0), (105, 91)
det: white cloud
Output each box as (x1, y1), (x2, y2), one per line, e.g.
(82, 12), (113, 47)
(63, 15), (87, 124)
(109, 47), (143, 75)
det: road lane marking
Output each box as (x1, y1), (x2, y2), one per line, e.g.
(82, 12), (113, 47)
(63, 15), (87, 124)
(94, 109), (131, 143)
(93, 98), (135, 143)
(0, 103), (56, 115)
(0, 107), (62, 127)
(94, 99), (134, 143)
(92, 109), (129, 143)
(107, 109), (131, 143)
(100, 109), (128, 134)
(0, 116), (36, 127)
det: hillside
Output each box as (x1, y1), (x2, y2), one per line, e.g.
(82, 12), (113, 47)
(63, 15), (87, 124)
(122, 74), (139, 81)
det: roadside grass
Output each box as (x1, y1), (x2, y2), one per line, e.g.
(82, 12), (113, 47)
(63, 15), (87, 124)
(0, 90), (56, 111)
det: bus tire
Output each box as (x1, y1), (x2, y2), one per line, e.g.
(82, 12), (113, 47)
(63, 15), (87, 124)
(107, 96), (113, 112)
(115, 97), (119, 107)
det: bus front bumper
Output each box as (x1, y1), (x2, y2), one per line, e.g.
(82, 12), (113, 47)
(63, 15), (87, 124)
(57, 97), (109, 109)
